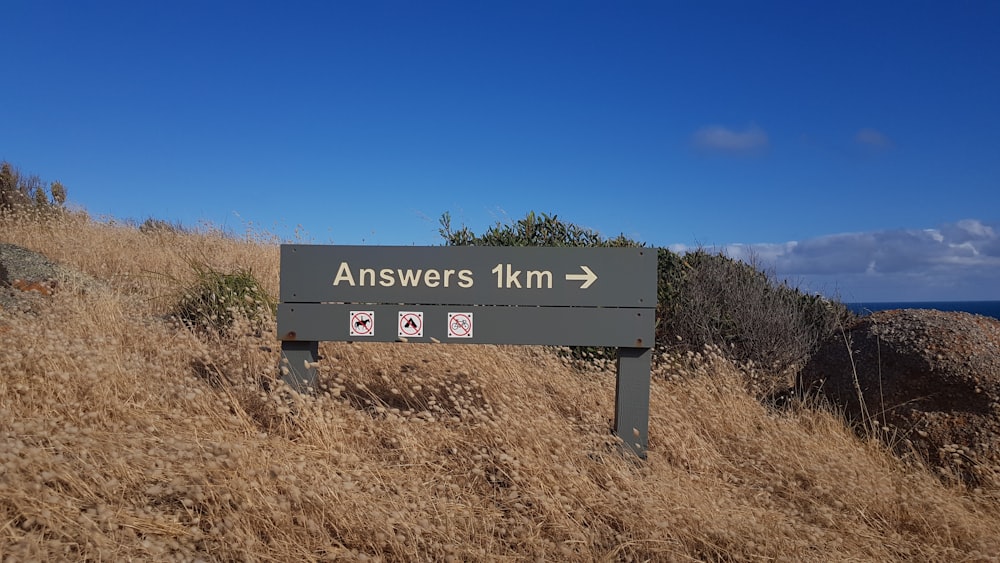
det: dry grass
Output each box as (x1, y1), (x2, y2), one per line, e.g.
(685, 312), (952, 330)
(2, 213), (999, 562)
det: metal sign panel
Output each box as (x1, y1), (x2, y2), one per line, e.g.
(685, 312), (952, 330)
(280, 245), (656, 307)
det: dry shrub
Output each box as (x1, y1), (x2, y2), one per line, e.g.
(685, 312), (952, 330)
(1, 212), (999, 561)
(659, 250), (851, 398)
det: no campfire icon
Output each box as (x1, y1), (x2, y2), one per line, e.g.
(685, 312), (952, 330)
(398, 311), (424, 338)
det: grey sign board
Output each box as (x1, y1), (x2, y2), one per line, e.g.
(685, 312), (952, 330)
(278, 244), (656, 458)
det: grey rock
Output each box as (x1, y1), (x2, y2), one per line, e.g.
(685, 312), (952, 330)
(0, 243), (103, 313)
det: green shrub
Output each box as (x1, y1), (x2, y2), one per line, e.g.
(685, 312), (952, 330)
(439, 211), (640, 248)
(172, 261), (275, 334)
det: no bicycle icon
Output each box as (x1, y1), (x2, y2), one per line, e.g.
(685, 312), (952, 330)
(447, 312), (473, 338)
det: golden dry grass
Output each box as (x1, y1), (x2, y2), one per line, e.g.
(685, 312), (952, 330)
(2, 213), (999, 561)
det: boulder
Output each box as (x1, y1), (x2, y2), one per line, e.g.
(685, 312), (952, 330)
(0, 243), (76, 312)
(800, 309), (1000, 486)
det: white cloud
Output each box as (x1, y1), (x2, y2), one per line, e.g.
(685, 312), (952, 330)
(676, 220), (1000, 301)
(946, 218), (996, 241)
(692, 124), (769, 153)
(855, 127), (893, 149)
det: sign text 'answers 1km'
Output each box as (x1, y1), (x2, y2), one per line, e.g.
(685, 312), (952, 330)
(280, 245), (655, 307)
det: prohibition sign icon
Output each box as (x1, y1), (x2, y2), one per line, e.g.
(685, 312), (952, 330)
(349, 311), (374, 336)
(447, 312), (473, 338)
(398, 312), (423, 338)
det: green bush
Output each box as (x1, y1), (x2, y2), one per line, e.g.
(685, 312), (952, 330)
(439, 211), (641, 249)
(172, 261), (275, 334)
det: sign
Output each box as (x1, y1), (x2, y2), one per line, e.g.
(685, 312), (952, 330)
(280, 245), (655, 307)
(349, 311), (374, 337)
(447, 312), (473, 338)
(278, 244), (656, 459)
(398, 312), (423, 338)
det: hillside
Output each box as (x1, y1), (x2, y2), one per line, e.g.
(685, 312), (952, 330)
(2, 213), (999, 561)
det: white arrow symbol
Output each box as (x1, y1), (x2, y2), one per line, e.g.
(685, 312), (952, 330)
(565, 265), (598, 289)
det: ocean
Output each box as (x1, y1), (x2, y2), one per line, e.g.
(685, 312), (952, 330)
(846, 301), (1000, 320)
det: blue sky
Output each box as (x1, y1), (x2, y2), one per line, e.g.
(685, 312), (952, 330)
(3, 1), (999, 302)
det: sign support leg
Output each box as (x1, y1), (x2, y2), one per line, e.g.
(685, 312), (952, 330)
(614, 347), (651, 459)
(280, 340), (318, 393)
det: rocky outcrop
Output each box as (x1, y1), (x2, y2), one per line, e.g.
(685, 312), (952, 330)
(0, 243), (79, 312)
(800, 309), (1000, 486)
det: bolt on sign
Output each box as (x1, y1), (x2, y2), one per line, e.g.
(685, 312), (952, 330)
(278, 245), (657, 458)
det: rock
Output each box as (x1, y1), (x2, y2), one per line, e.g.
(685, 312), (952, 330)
(0, 243), (64, 282)
(800, 309), (1000, 486)
(0, 243), (98, 313)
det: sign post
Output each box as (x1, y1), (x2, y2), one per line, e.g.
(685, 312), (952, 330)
(278, 245), (657, 458)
